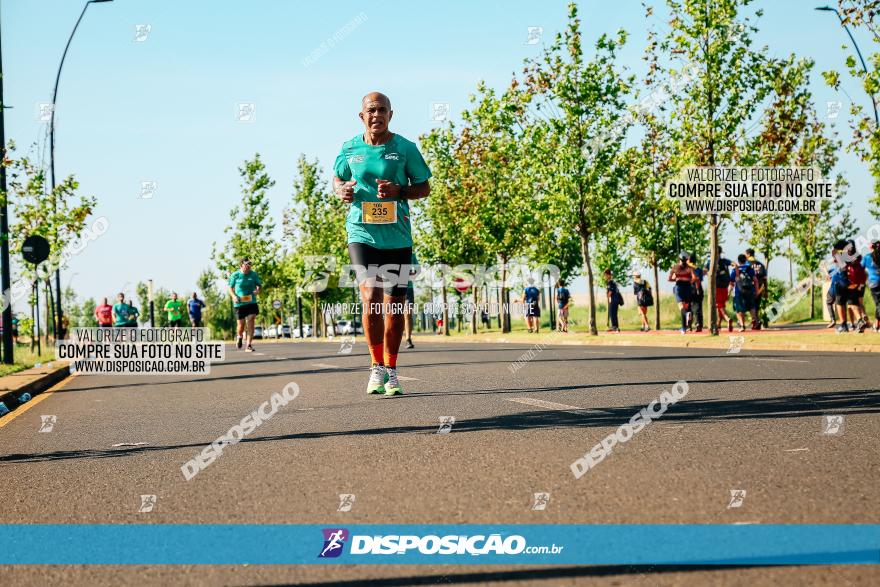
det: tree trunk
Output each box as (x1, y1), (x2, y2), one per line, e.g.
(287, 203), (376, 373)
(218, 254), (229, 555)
(45, 282), (51, 348)
(501, 261), (510, 333)
(30, 283), (36, 353)
(441, 275), (449, 336)
(578, 230), (598, 335)
(652, 257), (661, 331)
(809, 273), (816, 320)
(311, 292), (318, 338)
(471, 286), (477, 334)
(708, 215), (719, 335)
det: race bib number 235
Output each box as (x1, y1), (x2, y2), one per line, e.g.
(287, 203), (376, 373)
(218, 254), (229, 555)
(362, 201), (397, 224)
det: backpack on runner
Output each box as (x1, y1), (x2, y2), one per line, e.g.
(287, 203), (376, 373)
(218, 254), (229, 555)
(557, 288), (571, 306)
(735, 267), (755, 297)
(829, 267), (849, 298)
(715, 261), (731, 289)
(641, 285), (654, 307)
(847, 261), (868, 287)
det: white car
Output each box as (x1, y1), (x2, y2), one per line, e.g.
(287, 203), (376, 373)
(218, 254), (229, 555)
(336, 320), (363, 335)
(265, 325), (277, 338)
(292, 324), (313, 338)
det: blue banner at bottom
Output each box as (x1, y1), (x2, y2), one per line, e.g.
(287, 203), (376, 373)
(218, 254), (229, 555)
(1, 525), (878, 565)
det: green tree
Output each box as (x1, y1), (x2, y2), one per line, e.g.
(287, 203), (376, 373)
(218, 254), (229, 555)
(212, 154), (280, 322)
(197, 269), (235, 339)
(785, 105), (848, 318)
(62, 287), (97, 328)
(418, 123), (475, 335)
(523, 3), (635, 335)
(664, 0), (775, 334)
(738, 56), (815, 276)
(4, 144), (96, 328)
(422, 83), (540, 333)
(283, 155), (348, 337)
(823, 0), (880, 217)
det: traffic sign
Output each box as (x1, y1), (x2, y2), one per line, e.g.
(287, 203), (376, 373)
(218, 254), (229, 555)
(272, 300), (282, 310)
(22, 235), (50, 265)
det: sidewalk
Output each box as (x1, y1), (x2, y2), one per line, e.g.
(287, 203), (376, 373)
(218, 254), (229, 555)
(232, 324), (880, 353)
(408, 324), (880, 353)
(0, 362), (70, 415)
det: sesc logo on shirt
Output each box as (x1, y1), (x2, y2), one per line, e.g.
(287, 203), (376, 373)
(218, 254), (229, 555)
(384, 153), (401, 161)
(347, 154), (365, 164)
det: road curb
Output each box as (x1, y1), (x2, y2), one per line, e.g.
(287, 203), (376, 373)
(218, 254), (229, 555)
(0, 363), (70, 416)
(407, 333), (880, 354)
(225, 333), (880, 353)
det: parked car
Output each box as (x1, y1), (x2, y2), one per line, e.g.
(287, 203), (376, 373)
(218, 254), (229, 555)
(253, 326), (263, 339)
(281, 324), (291, 338)
(292, 324), (313, 338)
(265, 325), (276, 338)
(336, 320), (363, 335)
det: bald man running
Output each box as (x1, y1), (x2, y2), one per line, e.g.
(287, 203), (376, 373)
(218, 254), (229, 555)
(333, 92), (431, 396)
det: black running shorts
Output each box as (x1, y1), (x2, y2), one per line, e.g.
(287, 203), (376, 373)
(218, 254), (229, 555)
(348, 243), (412, 297)
(236, 303), (259, 320)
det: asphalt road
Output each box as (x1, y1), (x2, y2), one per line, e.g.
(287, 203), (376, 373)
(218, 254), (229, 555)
(1, 339), (878, 586)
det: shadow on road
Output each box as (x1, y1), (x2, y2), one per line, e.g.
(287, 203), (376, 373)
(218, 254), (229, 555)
(2, 388), (875, 464)
(254, 564), (781, 586)
(55, 353), (830, 395)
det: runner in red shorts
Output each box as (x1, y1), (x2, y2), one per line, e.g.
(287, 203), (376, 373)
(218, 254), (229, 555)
(706, 247), (733, 332)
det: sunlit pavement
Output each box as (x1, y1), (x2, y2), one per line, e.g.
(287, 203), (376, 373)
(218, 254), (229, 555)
(1, 341), (877, 585)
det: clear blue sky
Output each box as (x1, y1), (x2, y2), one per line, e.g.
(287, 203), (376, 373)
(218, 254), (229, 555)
(2, 0), (875, 305)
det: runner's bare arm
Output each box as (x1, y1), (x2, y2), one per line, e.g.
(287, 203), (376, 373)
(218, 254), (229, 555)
(376, 179), (430, 200)
(228, 287), (239, 303)
(333, 176), (356, 203)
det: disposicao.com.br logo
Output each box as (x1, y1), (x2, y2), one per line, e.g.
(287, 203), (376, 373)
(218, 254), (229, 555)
(318, 529), (563, 557)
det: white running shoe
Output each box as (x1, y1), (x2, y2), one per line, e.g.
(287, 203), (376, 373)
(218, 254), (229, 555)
(367, 365), (387, 395)
(384, 367), (403, 396)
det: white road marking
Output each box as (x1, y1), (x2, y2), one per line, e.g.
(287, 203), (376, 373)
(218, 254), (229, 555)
(397, 375), (419, 381)
(584, 350), (626, 355)
(784, 447), (809, 452)
(312, 363), (341, 369)
(506, 397), (587, 413)
(731, 357), (808, 363)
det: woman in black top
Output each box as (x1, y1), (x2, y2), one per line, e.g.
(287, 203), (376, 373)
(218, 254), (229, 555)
(633, 271), (652, 332)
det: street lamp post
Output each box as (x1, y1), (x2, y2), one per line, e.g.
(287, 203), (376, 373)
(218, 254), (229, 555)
(816, 5), (880, 127)
(48, 0), (113, 345)
(148, 279), (155, 327)
(0, 8), (13, 364)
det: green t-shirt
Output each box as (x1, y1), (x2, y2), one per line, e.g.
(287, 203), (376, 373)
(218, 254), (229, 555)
(333, 133), (432, 250)
(228, 270), (262, 308)
(113, 303), (135, 326)
(165, 299), (184, 321)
